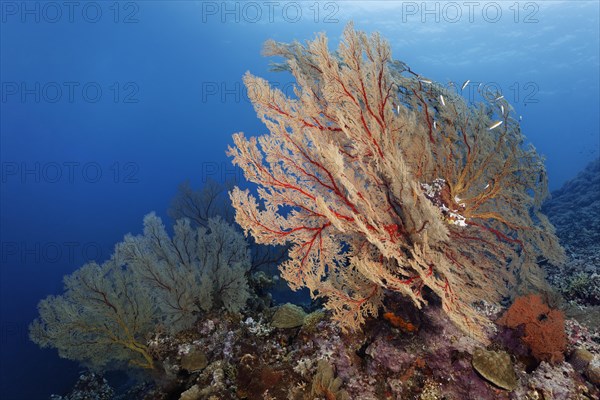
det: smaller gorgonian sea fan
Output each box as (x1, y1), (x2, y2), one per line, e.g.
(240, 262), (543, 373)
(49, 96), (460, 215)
(497, 294), (567, 363)
(227, 23), (564, 342)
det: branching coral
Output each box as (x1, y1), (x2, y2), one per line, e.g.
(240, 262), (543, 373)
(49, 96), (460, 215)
(115, 213), (251, 331)
(29, 260), (156, 370)
(227, 23), (564, 341)
(169, 179), (289, 275)
(310, 360), (350, 400)
(30, 214), (251, 370)
(497, 294), (567, 363)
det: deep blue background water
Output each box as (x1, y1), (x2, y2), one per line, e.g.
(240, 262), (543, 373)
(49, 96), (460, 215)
(1, 2), (598, 399)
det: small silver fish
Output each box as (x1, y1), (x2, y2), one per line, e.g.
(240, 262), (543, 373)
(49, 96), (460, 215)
(488, 120), (503, 130)
(419, 79), (432, 84)
(500, 105), (504, 115)
(433, 121), (437, 130)
(461, 80), (470, 90)
(439, 95), (446, 106)
(397, 105), (400, 113)
(495, 95), (504, 101)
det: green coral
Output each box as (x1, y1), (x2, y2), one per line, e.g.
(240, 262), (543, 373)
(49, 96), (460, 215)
(310, 360), (350, 400)
(563, 272), (600, 304)
(472, 348), (518, 391)
(271, 303), (307, 329)
(29, 260), (156, 370)
(181, 348), (208, 372)
(30, 214), (251, 370)
(302, 310), (326, 332)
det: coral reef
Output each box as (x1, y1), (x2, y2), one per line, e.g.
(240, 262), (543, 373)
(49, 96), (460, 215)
(34, 28), (600, 400)
(541, 158), (600, 388)
(543, 159), (600, 252)
(511, 361), (585, 400)
(49, 372), (114, 400)
(47, 275), (599, 399)
(544, 159), (600, 308)
(71, 299), (596, 399)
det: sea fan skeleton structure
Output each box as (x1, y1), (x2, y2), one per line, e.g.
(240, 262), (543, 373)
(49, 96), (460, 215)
(228, 24), (564, 341)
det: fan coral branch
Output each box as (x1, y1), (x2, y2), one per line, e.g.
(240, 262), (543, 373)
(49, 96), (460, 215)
(228, 23), (564, 341)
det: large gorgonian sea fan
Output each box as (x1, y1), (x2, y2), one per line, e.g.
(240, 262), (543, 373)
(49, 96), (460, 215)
(227, 23), (564, 342)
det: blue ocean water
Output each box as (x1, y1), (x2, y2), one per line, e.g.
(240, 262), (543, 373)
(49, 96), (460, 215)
(0, 1), (598, 399)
